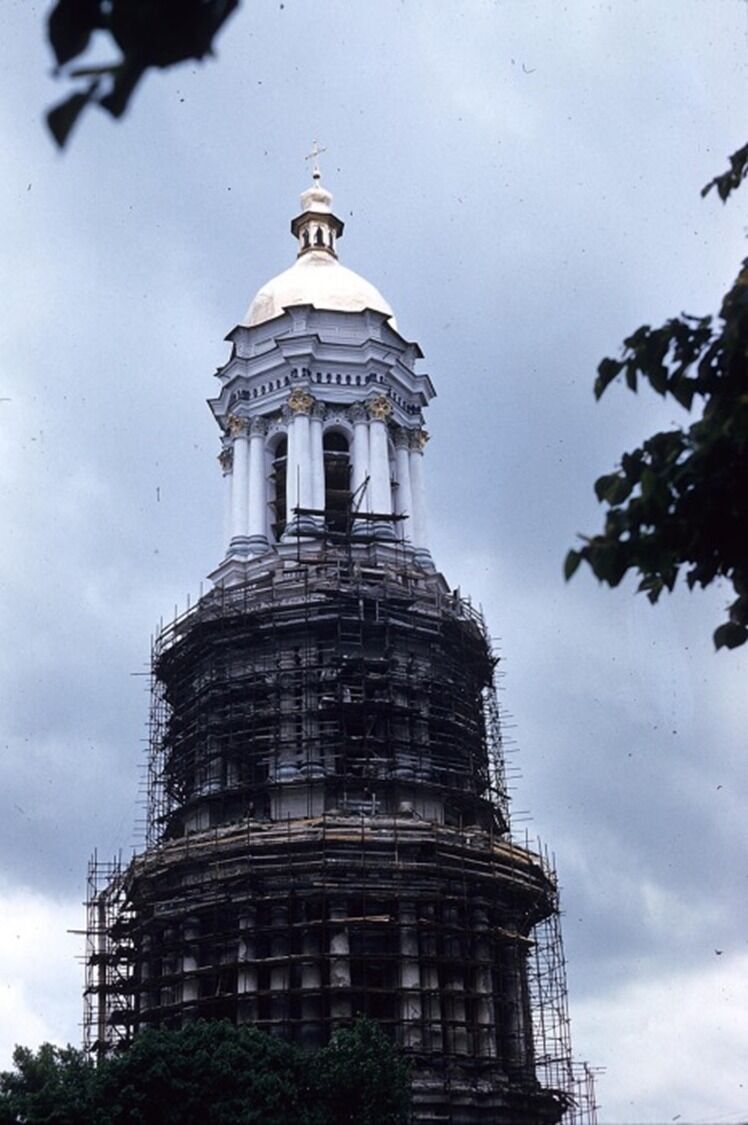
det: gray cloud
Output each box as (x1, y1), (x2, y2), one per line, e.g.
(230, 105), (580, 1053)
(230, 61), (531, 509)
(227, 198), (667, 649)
(2, 2), (747, 1119)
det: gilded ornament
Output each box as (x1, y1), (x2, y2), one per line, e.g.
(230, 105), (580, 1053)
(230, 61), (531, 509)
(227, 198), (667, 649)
(367, 394), (393, 421)
(288, 388), (315, 415)
(227, 414), (248, 437)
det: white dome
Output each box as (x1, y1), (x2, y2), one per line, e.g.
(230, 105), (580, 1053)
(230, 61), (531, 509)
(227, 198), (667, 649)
(242, 249), (397, 329)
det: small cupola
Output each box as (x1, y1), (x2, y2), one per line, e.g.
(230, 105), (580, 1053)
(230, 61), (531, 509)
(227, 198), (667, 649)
(290, 165), (345, 259)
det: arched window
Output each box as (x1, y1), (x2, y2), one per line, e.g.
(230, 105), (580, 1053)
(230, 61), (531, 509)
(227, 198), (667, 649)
(314, 227), (324, 247)
(323, 431), (351, 534)
(272, 436), (288, 540)
(302, 229), (310, 249)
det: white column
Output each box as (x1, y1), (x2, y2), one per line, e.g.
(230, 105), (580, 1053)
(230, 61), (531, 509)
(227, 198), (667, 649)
(420, 904), (443, 1053)
(399, 901), (423, 1049)
(228, 416), (250, 554)
(237, 908), (258, 1025)
(269, 904), (290, 1037)
(409, 429), (433, 566)
(472, 906), (497, 1058)
(348, 403), (370, 536)
(247, 418), (269, 553)
(284, 409), (296, 536)
(367, 395), (395, 541)
(393, 427), (413, 542)
(181, 917), (200, 1015)
(310, 403), (325, 519)
(300, 910), (322, 1049)
(219, 447), (233, 556)
(283, 388), (315, 539)
(329, 899), (352, 1026)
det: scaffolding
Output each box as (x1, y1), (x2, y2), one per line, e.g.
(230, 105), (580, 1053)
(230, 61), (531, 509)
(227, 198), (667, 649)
(144, 554), (508, 844)
(528, 842), (600, 1125)
(83, 853), (134, 1059)
(83, 549), (596, 1123)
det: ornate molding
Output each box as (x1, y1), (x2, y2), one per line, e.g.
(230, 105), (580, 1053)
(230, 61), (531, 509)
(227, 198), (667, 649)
(218, 447), (233, 473)
(392, 426), (411, 450)
(347, 402), (368, 425)
(249, 416), (268, 437)
(411, 428), (430, 451)
(367, 394), (393, 422)
(227, 414), (248, 437)
(311, 400), (328, 421)
(287, 387), (315, 415)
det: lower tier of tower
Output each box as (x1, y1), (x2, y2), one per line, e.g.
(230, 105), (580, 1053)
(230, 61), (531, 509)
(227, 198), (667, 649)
(86, 816), (567, 1124)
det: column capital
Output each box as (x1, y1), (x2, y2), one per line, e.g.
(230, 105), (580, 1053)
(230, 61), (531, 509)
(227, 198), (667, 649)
(311, 400), (327, 421)
(392, 425), (411, 450)
(347, 402), (369, 425)
(249, 416), (268, 437)
(287, 387), (315, 415)
(227, 414), (249, 437)
(411, 427), (430, 451)
(367, 394), (393, 422)
(218, 447), (233, 473)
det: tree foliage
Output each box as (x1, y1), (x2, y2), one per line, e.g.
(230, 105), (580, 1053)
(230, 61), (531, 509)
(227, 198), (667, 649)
(701, 142), (748, 203)
(566, 152), (748, 650)
(0, 1019), (410, 1125)
(46, 0), (240, 147)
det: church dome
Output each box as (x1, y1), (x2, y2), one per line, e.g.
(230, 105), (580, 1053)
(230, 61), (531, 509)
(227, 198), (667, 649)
(242, 251), (397, 328)
(242, 166), (397, 329)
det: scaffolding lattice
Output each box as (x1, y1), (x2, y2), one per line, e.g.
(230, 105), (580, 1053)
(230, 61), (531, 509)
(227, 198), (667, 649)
(82, 551), (597, 1121)
(528, 841), (599, 1125)
(83, 853), (134, 1058)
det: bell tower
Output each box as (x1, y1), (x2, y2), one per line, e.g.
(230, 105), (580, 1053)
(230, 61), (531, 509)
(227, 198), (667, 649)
(84, 167), (594, 1125)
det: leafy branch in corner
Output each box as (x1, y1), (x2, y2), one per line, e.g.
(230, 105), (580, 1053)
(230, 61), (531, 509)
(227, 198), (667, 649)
(46, 0), (240, 148)
(565, 245), (748, 650)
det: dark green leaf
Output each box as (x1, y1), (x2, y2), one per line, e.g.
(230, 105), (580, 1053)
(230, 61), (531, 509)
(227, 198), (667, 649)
(714, 622), (748, 650)
(46, 84), (97, 148)
(594, 357), (622, 399)
(640, 468), (657, 502)
(701, 142), (748, 202)
(47, 0), (100, 66)
(564, 550), (582, 581)
(594, 473), (618, 503)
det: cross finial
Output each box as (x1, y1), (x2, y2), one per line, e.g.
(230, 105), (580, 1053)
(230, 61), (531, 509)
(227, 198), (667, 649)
(305, 139), (327, 182)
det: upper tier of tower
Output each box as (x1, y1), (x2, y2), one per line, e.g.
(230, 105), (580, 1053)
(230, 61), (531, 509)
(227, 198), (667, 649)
(243, 170), (396, 329)
(209, 169), (436, 588)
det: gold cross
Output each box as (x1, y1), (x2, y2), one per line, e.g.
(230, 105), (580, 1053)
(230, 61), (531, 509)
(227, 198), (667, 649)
(304, 139), (327, 179)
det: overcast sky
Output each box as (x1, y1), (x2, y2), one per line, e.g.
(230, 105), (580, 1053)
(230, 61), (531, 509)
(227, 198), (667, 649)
(1, 2), (747, 1121)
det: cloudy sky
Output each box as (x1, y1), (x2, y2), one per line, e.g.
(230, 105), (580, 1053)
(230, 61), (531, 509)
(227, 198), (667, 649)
(1, 1), (747, 1120)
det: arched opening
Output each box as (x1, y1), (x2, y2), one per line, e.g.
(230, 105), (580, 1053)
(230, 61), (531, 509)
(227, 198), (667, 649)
(323, 431), (351, 534)
(314, 227), (324, 247)
(302, 229), (310, 249)
(271, 436), (288, 540)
